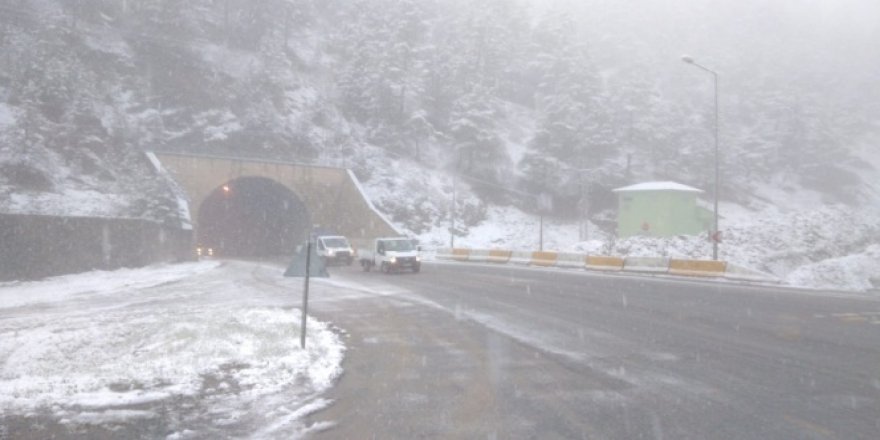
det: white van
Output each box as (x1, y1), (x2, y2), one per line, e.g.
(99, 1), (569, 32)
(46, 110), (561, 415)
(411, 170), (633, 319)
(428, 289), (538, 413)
(315, 235), (355, 265)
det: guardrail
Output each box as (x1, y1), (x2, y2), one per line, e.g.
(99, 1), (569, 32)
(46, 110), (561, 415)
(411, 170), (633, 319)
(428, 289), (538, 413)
(434, 248), (778, 283)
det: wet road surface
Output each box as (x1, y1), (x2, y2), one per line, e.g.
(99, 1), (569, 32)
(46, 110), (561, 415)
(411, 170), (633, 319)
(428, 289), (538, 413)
(307, 261), (880, 439)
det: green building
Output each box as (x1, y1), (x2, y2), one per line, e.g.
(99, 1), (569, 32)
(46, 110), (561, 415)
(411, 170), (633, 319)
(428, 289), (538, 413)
(613, 181), (713, 238)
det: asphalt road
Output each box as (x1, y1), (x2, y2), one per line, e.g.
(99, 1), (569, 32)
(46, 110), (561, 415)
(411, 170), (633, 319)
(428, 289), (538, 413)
(306, 261), (880, 439)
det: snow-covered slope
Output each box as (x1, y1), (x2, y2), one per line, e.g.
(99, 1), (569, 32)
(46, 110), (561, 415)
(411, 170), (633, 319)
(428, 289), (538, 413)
(1, 0), (879, 291)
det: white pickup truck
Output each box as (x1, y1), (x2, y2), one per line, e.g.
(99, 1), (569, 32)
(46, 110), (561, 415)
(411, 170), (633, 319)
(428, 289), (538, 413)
(358, 237), (421, 273)
(315, 235), (355, 266)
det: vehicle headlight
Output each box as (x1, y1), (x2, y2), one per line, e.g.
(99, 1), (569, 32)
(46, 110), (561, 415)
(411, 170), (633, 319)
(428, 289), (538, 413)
(327, 250), (335, 257)
(416, 256), (421, 262)
(389, 256), (397, 264)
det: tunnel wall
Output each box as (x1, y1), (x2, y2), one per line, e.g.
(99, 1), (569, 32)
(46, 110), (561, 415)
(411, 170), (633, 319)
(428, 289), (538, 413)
(335, 169), (403, 250)
(153, 153), (402, 252)
(0, 213), (193, 281)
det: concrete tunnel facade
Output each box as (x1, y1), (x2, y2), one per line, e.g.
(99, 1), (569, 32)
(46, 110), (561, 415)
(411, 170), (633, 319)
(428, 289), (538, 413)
(152, 151), (401, 255)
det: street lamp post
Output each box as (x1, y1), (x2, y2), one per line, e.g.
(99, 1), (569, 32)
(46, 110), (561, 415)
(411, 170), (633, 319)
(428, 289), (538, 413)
(558, 166), (599, 242)
(450, 172), (456, 249)
(682, 55), (720, 261)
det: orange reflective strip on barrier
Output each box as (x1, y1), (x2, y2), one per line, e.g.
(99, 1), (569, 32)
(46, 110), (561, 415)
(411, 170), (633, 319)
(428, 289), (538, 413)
(452, 248), (470, 262)
(531, 251), (558, 267)
(586, 255), (625, 270)
(487, 250), (512, 263)
(668, 259), (727, 277)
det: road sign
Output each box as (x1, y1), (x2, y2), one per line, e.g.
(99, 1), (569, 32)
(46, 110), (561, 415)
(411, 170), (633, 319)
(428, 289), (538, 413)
(537, 192), (553, 214)
(284, 242), (330, 278)
(283, 241), (329, 349)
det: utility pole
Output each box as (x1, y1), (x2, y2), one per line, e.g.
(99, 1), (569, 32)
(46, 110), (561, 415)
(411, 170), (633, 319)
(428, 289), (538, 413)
(682, 55), (721, 260)
(450, 172), (456, 249)
(539, 214), (543, 251)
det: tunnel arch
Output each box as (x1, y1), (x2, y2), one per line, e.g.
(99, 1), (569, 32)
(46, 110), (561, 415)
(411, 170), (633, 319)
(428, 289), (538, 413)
(196, 176), (310, 258)
(151, 152), (402, 254)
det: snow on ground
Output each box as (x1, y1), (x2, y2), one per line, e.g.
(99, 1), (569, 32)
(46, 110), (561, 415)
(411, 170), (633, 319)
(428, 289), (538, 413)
(0, 261), (345, 438)
(601, 203), (880, 292)
(497, 101), (536, 168)
(427, 204), (580, 252)
(362, 158), (880, 292)
(786, 244), (880, 291)
(0, 187), (135, 218)
(0, 103), (15, 127)
(0, 143), (141, 219)
(200, 44), (264, 80)
(0, 262), (220, 309)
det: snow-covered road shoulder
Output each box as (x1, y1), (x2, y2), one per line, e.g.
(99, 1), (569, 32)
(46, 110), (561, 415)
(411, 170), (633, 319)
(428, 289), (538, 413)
(0, 261), (345, 439)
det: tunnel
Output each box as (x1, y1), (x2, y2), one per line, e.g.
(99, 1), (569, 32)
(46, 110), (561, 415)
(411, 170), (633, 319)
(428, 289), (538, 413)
(196, 177), (310, 258)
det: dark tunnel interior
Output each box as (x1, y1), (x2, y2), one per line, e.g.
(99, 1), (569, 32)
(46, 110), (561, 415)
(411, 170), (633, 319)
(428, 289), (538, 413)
(197, 177), (309, 258)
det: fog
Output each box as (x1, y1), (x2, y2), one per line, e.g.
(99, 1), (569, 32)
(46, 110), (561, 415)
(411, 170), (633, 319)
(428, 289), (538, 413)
(0, 0), (878, 275)
(2, 2), (880, 438)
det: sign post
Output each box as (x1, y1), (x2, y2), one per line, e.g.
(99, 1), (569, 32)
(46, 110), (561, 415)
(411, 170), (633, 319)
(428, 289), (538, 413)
(283, 238), (329, 350)
(537, 192), (553, 251)
(300, 241), (312, 349)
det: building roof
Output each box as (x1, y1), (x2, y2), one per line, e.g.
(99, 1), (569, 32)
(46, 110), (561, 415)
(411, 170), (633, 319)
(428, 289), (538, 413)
(612, 181), (704, 193)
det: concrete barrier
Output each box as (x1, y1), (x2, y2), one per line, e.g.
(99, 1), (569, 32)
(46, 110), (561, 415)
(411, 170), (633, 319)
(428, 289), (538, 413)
(724, 263), (780, 283)
(623, 256), (670, 274)
(557, 252), (588, 269)
(509, 251), (533, 265)
(436, 247), (782, 286)
(452, 248), (470, 262)
(531, 251), (558, 267)
(487, 250), (512, 264)
(586, 255), (625, 271)
(468, 249), (491, 263)
(668, 259), (727, 277)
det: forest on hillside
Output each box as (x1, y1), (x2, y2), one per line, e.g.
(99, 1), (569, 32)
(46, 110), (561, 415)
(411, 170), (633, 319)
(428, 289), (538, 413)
(1, 0), (878, 225)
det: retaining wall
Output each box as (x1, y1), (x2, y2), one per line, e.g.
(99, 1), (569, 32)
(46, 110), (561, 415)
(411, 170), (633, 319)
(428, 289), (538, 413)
(0, 213), (193, 281)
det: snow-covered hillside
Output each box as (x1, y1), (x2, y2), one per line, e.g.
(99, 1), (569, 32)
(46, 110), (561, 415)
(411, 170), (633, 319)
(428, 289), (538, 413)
(365, 151), (880, 292)
(1, 0), (879, 290)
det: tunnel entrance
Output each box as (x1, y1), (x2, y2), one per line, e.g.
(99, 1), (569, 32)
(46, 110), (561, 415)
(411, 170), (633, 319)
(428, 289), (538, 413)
(197, 177), (309, 258)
